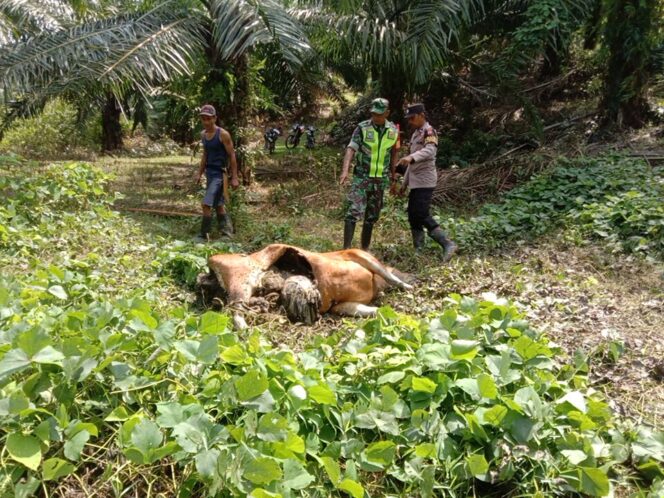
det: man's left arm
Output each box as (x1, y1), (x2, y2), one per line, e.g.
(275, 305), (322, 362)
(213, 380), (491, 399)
(221, 129), (240, 188)
(399, 128), (438, 166)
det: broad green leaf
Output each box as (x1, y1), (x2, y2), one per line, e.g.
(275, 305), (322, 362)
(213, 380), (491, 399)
(308, 383), (337, 405)
(338, 478), (364, 498)
(562, 449), (589, 465)
(414, 443), (436, 458)
(42, 458), (75, 481)
(155, 402), (203, 428)
(450, 339), (479, 360)
(64, 430), (90, 461)
(7, 433), (42, 470)
(411, 376), (437, 394)
(0, 349), (30, 379)
(257, 413), (289, 442)
(282, 458), (315, 489)
(200, 311), (229, 334)
(32, 346), (65, 365)
(195, 448), (220, 478)
(14, 476), (40, 498)
(565, 467), (610, 497)
(196, 335), (219, 364)
(514, 387), (543, 419)
(455, 378), (480, 400)
(483, 405), (508, 426)
(477, 374), (497, 399)
(221, 344), (249, 365)
(466, 454), (489, 479)
(320, 456), (341, 484)
(363, 440), (396, 468)
(377, 371), (405, 384)
(513, 335), (551, 360)
(557, 391), (587, 413)
(235, 369), (269, 401)
(249, 490), (282, 498)
(131, 420), (162, 454)
(48, 285), (68, 300)
(105, 406), (132, 422)
(243, 457), (282, 485)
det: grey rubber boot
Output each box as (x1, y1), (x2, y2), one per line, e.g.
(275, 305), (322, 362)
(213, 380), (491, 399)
(195, 215), (213, 243)
(411, 228), (425, 251)
(360, 222), (374, 251)
(430, 227), (458, 262)
(343, 220), (356, 249)
(218, 212), (233, 237)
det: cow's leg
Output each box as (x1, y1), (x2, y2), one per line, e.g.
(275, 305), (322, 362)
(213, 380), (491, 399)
(331, 302), (378, 317)
(349, 254), (414, 291)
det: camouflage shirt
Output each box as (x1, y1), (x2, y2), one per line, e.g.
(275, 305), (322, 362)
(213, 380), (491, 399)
(347, 119), (399, 179)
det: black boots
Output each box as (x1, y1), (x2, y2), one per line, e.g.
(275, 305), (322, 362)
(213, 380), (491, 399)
(195, 215), (213, 242)
(360, 223), (374, 250)
(343, 220), (356, 249)
(218, 212), (233, 237)
(430, 227), (458, 262)
(411, 228), (425, 251)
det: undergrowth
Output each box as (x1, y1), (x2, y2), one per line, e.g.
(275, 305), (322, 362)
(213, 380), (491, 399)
(0, 156), (663, 497)
(442, 156), (663, 260)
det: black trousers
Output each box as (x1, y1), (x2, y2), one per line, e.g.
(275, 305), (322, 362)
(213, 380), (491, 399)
(408, 188), (439, 232)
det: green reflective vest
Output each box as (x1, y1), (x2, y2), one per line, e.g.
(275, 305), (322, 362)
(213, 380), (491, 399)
(356, 120), (399, 178)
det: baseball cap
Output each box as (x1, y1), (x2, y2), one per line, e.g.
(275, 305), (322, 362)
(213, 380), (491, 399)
(199, 104), (216, 117)
(370, 98), (389, 114)
(404, 103), (426, 118)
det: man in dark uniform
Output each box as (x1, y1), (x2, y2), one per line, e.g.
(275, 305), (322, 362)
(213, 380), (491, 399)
(194, 104), (240, 242)
(396, 103), (457, 261)
(339, 98), (399, 250)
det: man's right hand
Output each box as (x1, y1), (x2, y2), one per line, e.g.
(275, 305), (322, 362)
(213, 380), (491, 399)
(193, 172), (202, 184)
(339, 171), (349, 186)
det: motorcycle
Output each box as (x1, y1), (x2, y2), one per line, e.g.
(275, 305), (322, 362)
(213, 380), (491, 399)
(263, 126), (282, 154)
(285, 123), (305, 149)
(305, 125), (315, 149)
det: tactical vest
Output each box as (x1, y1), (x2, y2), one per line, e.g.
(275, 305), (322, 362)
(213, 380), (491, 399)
(357, 121), (398, 178)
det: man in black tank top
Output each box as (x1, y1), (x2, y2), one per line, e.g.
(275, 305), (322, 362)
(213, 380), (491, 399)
(194, 104), (240, 241)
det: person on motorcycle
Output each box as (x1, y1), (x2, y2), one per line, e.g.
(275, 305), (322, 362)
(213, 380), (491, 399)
(339, 98), (399, 251)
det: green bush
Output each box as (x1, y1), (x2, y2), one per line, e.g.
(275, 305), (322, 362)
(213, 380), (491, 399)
(443, 156), (664, 259)
(0, 156), (113, 257)
(0, 99), (93, 158)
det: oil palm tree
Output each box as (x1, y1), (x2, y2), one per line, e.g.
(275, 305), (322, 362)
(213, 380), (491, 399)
(293, 0), (594, 120)
(0, 0), (310, 150)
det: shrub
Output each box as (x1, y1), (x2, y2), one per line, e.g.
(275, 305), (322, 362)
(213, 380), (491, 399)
(443, 155), (664, 259)
(0, 99), (93, 158)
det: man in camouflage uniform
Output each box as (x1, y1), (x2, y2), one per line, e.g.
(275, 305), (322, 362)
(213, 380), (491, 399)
(339, 98), (399, 250)
(396, 103), (457, 261)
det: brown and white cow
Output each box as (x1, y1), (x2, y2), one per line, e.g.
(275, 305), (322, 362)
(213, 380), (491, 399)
(198, 244), (412, 327)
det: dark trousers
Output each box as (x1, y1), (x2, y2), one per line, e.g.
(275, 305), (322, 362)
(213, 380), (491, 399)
(408, 188), (439, 232)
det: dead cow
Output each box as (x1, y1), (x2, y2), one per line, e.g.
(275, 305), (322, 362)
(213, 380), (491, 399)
(197, 243), (413, 326)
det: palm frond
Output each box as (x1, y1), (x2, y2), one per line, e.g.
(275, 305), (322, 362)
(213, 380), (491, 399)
(0, 1), (206, 100)
(210, 0), (310, 66)
(0, 0), (74, 34)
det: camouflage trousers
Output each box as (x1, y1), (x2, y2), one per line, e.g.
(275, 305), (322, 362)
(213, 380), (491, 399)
(344, 177), (388, 224)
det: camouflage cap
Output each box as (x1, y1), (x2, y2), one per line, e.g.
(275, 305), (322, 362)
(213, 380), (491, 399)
(199, 104), (216, 117)
(370, 98), (389, 114)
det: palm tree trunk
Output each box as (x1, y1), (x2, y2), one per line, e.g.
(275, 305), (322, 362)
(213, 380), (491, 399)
(101, 93), (123, 152)
(231, 54), (250, 185)
(600, 0), (656, 128)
